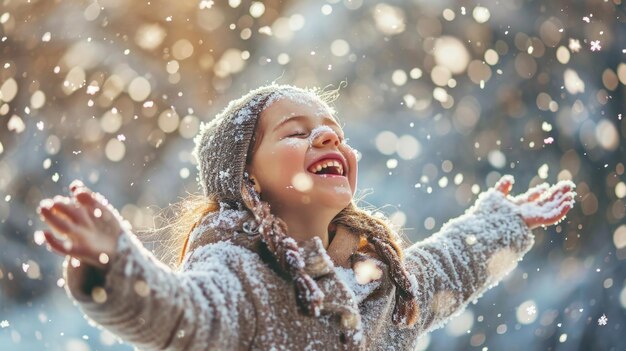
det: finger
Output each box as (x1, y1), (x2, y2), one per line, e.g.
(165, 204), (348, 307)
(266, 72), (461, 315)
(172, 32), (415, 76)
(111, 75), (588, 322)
(69, 179), (86, 194)
(532, 191), (576, 217)
(39, 206), (77, 236)
(523, 199), (575, 229)
(70, 182), (108, 209)
(74, 191), (110, 220)
(40, 196), (74, 219)
(42, 230), (72, 256)
(495, 175), (515, 196)
(75, 190), (114, 210)
(539, 180), (576, 202)
(526, 202), (572, 228)
(50, 200), (87, 226)
(513, 183), (550, 204)
(68, 181), (111, 221)
(536, 186), (575, 207)
(61, 190), (96, 224)
(76, 191), (128, 233)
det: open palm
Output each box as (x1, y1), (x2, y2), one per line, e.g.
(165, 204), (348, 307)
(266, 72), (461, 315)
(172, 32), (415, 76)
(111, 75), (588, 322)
(493, 175), (576, 230)
(37, 180), (128, 269)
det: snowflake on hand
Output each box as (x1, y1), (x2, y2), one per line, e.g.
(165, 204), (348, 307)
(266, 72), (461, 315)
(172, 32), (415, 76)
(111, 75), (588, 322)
(598, 314), (608, 326)
(590, 40), (601, 52)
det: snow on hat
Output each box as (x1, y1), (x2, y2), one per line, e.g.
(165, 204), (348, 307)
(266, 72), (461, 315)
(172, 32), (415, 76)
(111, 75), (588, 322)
(193, 84), (329, 202)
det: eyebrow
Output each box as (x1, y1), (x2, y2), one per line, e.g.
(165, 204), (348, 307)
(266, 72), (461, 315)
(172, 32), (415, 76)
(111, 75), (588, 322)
(272, 115), (342, 132)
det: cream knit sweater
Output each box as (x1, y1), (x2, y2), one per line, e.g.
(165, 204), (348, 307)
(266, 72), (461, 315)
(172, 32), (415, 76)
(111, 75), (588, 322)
(64, 189), (534, 350)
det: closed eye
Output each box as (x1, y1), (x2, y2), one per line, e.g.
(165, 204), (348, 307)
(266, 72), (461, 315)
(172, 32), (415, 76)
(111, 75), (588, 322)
(288, 132), (308, 138)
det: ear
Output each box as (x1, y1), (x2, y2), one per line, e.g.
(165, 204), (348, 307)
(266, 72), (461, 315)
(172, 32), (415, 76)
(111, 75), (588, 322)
(248, 174), (262, 194)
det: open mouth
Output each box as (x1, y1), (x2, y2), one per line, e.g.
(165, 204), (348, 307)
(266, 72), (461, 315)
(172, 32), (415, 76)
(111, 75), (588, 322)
(307, 158), (346, 176)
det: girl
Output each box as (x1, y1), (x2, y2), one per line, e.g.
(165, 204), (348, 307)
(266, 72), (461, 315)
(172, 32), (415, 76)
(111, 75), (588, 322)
(37, 84), (575, 350)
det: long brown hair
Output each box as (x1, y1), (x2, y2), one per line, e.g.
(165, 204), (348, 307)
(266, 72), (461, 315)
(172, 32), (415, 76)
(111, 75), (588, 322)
(169, 85), (419, 327)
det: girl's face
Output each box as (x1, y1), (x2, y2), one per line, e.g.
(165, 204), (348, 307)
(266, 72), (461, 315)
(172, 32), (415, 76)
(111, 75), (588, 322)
(247, 95), (357, 214)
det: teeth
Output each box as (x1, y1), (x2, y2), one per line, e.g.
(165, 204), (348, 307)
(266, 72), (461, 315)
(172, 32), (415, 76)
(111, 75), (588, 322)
(308, 159), (345, 175)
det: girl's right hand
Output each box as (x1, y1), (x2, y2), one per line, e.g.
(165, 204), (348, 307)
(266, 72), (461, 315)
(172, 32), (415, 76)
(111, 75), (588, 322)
(37, 180), (127, 270)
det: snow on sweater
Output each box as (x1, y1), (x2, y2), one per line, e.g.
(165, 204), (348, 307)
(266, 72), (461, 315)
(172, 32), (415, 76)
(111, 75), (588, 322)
(63, 188), (534, 350)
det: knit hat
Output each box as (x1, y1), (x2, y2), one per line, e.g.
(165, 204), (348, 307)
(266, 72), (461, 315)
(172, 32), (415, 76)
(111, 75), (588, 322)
(192, 84), (333, 202)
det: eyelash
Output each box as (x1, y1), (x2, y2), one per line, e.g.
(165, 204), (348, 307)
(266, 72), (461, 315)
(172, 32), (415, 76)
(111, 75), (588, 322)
(288, 131), (308, 138)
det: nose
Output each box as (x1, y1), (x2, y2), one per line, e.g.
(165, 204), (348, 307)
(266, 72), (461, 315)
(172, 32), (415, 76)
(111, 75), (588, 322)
(312, 128), (340, 148)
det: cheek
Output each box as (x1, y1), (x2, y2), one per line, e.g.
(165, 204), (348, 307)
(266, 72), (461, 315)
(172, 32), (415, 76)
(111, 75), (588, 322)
(342, 144), (358, 173)
(256, 143), (306, 180)
(341, 144), (359, 191)
(274, 144), (306, 170)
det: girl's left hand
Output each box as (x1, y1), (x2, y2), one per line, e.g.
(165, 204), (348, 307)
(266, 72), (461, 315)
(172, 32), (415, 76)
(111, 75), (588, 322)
(494, 176), (576, 229)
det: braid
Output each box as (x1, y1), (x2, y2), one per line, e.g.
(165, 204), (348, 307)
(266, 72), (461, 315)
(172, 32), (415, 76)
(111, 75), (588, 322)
(226, 91), (327, 317)
(333, 204), (419, 327)
(242, 181), (325, 317)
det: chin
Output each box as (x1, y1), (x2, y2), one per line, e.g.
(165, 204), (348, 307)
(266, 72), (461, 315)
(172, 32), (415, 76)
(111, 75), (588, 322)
(313, 187), (353, 210)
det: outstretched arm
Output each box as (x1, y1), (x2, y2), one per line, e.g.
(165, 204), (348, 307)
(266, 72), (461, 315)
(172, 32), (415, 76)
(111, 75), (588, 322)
(38, 181), (256, 350)
(402, 175), (575, 334)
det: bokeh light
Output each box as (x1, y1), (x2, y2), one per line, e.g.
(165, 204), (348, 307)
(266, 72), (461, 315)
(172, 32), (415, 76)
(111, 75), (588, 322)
(1, 1), (624, 350)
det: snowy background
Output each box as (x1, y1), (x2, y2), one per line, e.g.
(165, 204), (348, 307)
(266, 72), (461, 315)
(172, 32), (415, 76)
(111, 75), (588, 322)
(1, 0), (625, 350)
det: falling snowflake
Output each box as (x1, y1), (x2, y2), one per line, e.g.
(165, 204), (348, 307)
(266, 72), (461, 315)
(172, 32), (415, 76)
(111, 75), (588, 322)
(258, 26), (273, 36)
(526, 305), (537, 315)
(590, 40), (601, 51)
(0, 320), (9, 328)
(582, 16), (590, 23)
(198, 0), (214, 9)
(541, 121), (553, 132)
(543, 137), (554, 145)
(569, 39), (581, 52)
(34, 231), (46, 246)
(598, 314), (608, 326)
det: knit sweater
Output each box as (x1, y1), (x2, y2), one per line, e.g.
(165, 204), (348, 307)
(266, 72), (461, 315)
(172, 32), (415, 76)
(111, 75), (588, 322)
(64, 189), (534, 350)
